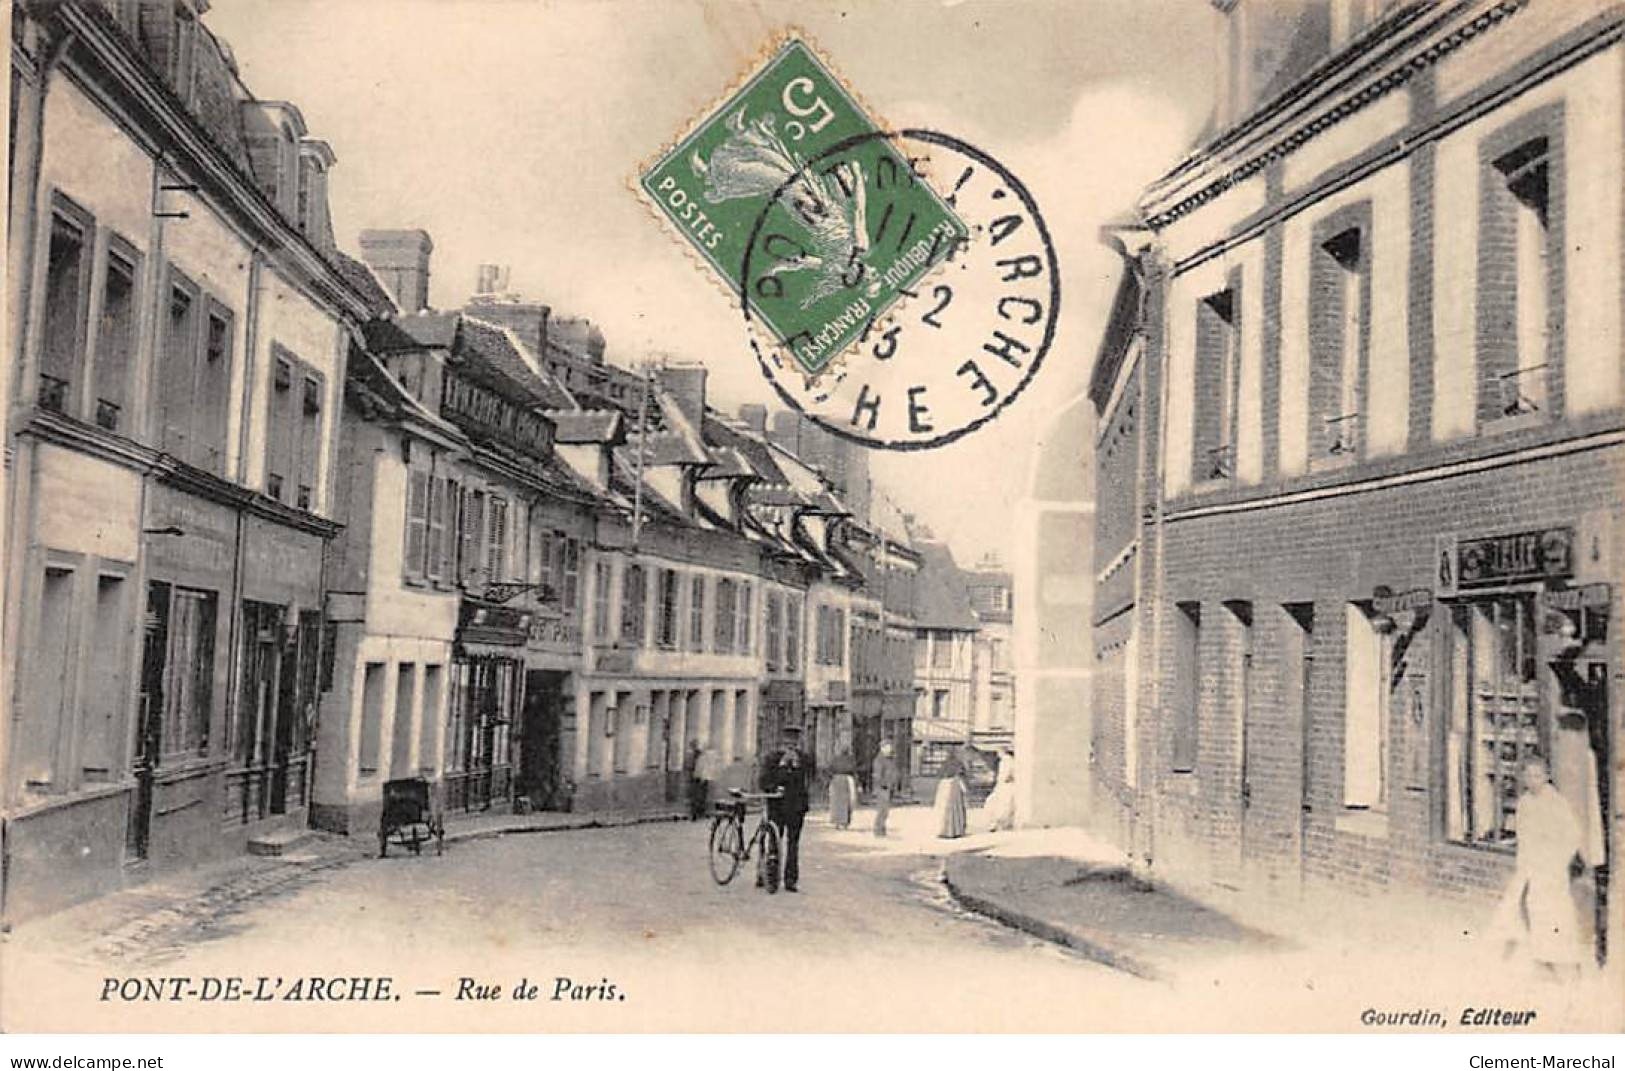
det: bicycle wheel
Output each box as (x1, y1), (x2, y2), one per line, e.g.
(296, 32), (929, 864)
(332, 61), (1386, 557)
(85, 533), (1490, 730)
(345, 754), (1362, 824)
(708, 814), (743, 885)
(758, 821), (781, 894)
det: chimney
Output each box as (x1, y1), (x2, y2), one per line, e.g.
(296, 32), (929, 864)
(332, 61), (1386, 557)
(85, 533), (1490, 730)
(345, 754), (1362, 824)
(769, 409), (803, 454)
(655, 364), (707, 428)
(737, 404), (768, 438)
(474, 264), (511, 297)
(359, 229), (433, 313)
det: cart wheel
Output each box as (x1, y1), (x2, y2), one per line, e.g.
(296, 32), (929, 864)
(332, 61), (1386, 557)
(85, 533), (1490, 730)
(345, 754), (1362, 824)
(760, 824), (781, 895)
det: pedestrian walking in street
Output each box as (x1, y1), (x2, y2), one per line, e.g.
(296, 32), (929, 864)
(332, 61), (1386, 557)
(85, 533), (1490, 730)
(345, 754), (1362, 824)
(933, 746), (969, 839)
(828, 748), (857, 830)
(981, 749), (1017, 833)
(1488, 757), (1591, 978)
(761, 726), (811, 892)
(871, 740), (901, 838)
(684, 740), (706, 820)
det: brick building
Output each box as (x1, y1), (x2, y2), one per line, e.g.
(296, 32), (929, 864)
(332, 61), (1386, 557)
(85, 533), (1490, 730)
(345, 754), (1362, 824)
(1087, 0), (1623, 967)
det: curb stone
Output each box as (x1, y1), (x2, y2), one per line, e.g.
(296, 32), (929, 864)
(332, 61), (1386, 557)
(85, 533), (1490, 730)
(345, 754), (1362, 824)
(940, 859), (1160, 981)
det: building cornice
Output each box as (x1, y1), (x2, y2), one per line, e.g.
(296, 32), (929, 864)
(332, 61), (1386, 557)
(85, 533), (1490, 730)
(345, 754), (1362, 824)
(1142, 0), (1529, 231)
(52, 1), (375, 323)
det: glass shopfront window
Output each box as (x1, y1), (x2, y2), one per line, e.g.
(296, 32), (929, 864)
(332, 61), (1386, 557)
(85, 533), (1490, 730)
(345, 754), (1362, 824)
(1445, 594), (1541, 846)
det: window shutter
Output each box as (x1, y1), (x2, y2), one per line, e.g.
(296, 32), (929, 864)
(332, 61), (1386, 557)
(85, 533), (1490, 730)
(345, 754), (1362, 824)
(426, 475), (446, 580)
(404, 470), (429, 578)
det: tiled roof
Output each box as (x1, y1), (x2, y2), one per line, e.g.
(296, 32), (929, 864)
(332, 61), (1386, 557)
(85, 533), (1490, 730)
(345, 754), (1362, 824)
(331, 251), (399, 318)
(695, 446), (752, 480)
(459, 317), (574, 410)
(364, 312), (459, 352)
(914, 542), (980, 631)
(546, 409), (622, 444)
(703, 414), (786, 485)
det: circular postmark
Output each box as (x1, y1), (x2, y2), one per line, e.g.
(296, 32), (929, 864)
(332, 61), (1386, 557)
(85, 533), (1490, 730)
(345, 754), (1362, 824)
(739, 128), (1060, 451)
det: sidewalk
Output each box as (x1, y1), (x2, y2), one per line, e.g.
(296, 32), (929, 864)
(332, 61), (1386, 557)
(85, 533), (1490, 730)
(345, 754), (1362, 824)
(10, 803), (686, 964)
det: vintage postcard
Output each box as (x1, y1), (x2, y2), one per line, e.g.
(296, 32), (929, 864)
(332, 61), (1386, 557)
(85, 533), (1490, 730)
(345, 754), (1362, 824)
(1, 0), (1622, 1043)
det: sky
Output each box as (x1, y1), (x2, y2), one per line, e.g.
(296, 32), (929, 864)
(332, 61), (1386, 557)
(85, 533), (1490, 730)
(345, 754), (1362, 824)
(206, 0), (1218, 564)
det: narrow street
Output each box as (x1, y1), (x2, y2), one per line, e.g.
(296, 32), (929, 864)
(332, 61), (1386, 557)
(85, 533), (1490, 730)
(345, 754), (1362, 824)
(5, 811), (1160, 1033)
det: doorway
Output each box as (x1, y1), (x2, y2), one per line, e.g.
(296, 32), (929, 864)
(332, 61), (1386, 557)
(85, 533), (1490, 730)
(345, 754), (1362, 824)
(520, 670), (568, 810)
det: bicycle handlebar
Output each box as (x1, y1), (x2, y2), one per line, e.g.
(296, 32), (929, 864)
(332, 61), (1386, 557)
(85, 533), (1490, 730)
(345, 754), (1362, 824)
(727, 789), (784, 800)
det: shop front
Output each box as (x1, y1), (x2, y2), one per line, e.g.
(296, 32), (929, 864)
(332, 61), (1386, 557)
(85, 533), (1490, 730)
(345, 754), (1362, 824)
(448, 599), (526, 813)
(515, 587), (583, 813)
(225, 514), (331, 833)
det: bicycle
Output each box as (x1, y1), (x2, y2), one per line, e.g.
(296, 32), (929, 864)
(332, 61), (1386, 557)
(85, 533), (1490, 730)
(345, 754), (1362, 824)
(708, 788), (784, 893)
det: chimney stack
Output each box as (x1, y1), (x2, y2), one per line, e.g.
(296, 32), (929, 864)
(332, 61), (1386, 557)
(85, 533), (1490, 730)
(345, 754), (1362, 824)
(737, 403), (768, 438)
(359, 229), (433, 313)
(655, 364), (707, 428)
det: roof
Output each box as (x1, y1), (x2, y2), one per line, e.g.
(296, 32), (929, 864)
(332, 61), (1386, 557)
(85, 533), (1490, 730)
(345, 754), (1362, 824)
(459, 317), (575, 410)
(546, 408), (622, 444)
(331, 251), (398, 318)
(364, 312), (459, 353)
(914, 542), (980, 631)
(704, 414), (787, 484)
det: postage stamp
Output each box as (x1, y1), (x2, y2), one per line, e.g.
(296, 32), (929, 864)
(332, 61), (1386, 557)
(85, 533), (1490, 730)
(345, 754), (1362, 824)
(638, 39), (969, 378)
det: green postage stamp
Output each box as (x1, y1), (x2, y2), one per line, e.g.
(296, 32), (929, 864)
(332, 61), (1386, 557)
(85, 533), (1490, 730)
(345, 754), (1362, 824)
(639, 39), (968, 377)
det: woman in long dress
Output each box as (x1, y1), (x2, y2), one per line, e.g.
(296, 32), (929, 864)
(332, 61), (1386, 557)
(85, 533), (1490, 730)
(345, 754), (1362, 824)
(981, 750), (1017, 833)
(933, 747), (968, 839)
(827, 749), (857, 830)
(1489, 757), (1591, 976)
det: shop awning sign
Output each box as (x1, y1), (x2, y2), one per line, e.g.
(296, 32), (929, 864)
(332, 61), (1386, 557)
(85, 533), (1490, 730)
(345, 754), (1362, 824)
(1440, 525), (1574, 593)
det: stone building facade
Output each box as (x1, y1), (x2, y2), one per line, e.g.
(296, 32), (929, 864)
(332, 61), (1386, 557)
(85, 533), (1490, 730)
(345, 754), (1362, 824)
(1087, 0), (1623, 968)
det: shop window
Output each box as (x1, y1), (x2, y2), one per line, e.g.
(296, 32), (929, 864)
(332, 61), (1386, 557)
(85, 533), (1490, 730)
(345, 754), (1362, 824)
(1446, 596), (1541, 847)
(231, 600), (283, 766)
(158, 585), (216, 759)
(593, 560), (613, 641)
(358, 662), (386, 776)
(1170, 602), (1201, 772)
(620, 563), (646, 646)
(1343, 603), (1389, 811)
(689, 574), (707, 651)
(39, 202), (91, 416)
(656, 568), (679, 648)
(586, 691), (608, 778)
(714, 578), (737, 653)
(1192, 285), (1239, 481)
(786, 594), (802, 672)
(93, 241), (140, 433)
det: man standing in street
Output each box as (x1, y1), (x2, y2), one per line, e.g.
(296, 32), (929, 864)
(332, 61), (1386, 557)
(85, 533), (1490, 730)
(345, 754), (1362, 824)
(871, 739), (901, 838)
(761, 725), (811, 892)
(684, 739), (705, 820)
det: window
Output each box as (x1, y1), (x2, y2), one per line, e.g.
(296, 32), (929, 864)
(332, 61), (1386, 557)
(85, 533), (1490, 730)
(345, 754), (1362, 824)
(715, 578), (737, 653)
(1170, 602), (1201, 772)
(14, 566), (77, 791)
(82, 573), (129, 780)
(786, 595), (802, 672)
(1446, 596), (1540, 847)
(297, 372), (322, 508)
(656, 568), (679, 648)
(392, 664), (417, 777)
(765, 592), (783, 670)
(620, 563), (646, 646)
(427, 475), (447, 581)
(1489, 136), (1555, 419)
(536, 528), (555, 588)
(403, 469), (429, 580)
(561, 538), (580, 613)
(93, 242), (140, 432)
(440, 479), (461, 585)
(196, 304), (233, 475)
(1343, 603), (1389, 811)
(159, 277), (199, 458)
(487, 497), (508, 584)
(1192, 286), (1239, 481)
(358, 662), (386, 775)
(460, 491), (485, 586)
(933, 690), (948, 719)
(420, 664), (444, 776)
(689, 574), (707, 651)
(39, 204), (90, 415)
(593, 560), (613, 641)
(737, 581), (753, 654)
(931, 630), (952, 669)
(1312, 223), (1367, 458)
(144, 582), (216, 760)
